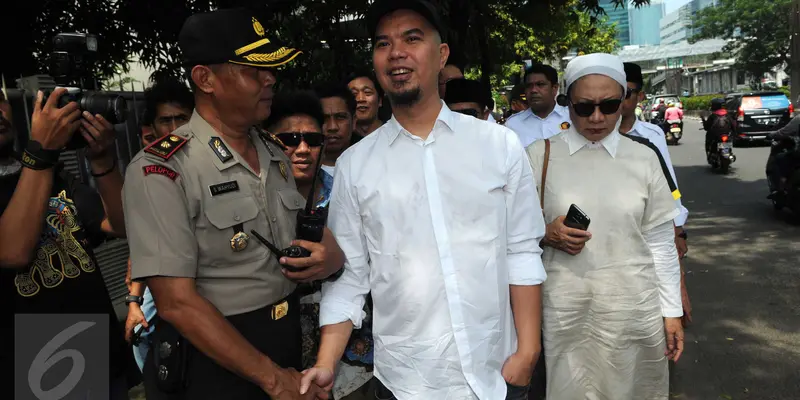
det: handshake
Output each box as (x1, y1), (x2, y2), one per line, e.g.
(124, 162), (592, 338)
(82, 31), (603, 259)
(261, 363), (335, 400)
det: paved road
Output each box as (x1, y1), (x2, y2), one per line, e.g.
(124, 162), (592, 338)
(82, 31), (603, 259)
(668, 119), (800, 400)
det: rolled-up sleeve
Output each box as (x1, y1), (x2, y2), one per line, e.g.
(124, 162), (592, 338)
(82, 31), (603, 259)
(644, 221), (683, 317)
(320, 157), (370, 328)
(505, 132), (547, 285)
(123, 157), (198, 281)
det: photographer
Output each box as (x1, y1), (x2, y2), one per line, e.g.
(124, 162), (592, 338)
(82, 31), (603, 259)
(1, 88), (131, 398)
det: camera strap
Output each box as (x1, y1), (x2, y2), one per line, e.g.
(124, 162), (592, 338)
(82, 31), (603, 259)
(20, 141), (61, 170)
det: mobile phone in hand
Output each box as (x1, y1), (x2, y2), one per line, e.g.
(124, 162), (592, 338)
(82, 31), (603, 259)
(564, 204), (590, 231)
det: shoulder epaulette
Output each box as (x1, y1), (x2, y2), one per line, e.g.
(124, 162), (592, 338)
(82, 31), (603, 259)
(620, 133), (681, 200)
(257, 129), (287, 151)
(143, 134), (189, 161)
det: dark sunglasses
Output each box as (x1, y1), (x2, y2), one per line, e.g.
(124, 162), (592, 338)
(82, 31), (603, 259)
(570, 99), (623, 118)
(275, 132), (325, 147)
(453, 109), (480, 118)
(625, 87), (641, 99)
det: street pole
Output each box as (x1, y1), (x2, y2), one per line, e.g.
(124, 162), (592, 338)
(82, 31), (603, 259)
(791, 0), (800, 112)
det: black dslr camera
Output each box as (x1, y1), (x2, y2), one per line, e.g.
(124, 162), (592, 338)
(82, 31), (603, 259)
(44, 33), (128, 149)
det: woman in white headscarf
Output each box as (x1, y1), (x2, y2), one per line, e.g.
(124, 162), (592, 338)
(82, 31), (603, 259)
(525, 53), (684, 399)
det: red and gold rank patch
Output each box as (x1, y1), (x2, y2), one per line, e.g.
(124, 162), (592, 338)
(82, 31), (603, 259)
(143, 165), (180, 180)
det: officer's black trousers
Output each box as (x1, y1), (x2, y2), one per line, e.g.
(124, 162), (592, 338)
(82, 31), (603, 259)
(143, 292), (302, 400)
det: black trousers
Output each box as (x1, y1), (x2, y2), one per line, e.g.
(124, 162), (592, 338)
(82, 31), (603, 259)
(143, 293), (302, 400)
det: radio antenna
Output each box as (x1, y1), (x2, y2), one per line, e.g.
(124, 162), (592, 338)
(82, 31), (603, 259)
(304, 141), (326, 214)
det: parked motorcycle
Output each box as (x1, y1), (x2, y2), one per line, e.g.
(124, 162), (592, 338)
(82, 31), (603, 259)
(767, 137), (800, 214)
(665, 119), (683, 145)
(706, 131), (736, 173)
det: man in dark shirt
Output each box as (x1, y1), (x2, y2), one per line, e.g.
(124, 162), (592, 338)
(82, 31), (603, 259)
(0, 88), (131, 398)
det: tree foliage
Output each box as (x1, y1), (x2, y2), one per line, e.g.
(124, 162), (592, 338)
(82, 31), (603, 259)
(691, 0), (792, 87)
(1, 0), (132, 89)
(1, 0), (648, 90)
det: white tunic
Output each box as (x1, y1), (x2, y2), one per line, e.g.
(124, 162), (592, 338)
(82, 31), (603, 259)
(525, 128), (680, 400)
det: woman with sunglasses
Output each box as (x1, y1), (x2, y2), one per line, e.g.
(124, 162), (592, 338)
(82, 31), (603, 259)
(525, 53), (684, 399)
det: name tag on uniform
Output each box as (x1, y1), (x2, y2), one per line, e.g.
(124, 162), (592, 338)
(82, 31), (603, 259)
(209, 181), (240, 196)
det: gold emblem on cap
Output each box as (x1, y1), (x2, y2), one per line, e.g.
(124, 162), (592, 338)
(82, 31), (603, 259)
(279, 162), (288, 181)
(230, 231), (249, 252)
(252, 17), (265, 37)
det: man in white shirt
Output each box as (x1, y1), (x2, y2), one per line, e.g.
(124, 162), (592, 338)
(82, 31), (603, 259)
(504, 63), (571, 147)
(620, 62), (693, 326)
(300, 1), (547, 399)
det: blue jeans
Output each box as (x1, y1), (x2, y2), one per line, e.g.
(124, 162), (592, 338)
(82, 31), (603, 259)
(133, 287), (157, 372)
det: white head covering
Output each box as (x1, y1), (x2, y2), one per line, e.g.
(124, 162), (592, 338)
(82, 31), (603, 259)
(564, 53), (626, 92)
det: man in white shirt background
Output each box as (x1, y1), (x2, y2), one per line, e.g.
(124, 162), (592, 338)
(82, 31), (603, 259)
(504, 63), (571, 147)
(619, 62), (693, 327)
(300, 0), (547, 399)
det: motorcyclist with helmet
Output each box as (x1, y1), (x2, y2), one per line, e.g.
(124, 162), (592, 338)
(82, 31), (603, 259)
(702, 98), (736, 155)
(766, 113), (800, 199)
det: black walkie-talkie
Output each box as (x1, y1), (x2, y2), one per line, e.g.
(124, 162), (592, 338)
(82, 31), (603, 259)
(252, 142), (328, 271)
(295, 142), (328, 242)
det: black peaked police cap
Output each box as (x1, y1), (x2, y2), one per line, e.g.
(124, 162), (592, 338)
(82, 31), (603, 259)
(179, 8), (302, 68)
(366, 0), (446, 42)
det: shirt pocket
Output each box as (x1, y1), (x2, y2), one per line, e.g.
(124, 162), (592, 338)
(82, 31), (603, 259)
(272, 188), (306, 247)
(201, 196), (266, 266)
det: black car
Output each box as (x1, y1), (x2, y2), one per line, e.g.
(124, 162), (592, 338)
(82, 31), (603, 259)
(725, 91), (794, 144)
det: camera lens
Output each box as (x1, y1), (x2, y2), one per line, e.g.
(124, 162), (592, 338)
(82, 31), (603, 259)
(81, 92), (127, 124)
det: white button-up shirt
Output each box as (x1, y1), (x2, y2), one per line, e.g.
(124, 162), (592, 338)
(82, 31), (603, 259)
(625, 120), (689, 227)
(504, 104), (571, 147)
(321, 103), (547, 400)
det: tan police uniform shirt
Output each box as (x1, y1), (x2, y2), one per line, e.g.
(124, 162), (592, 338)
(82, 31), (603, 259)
(124, 110), (306, 316)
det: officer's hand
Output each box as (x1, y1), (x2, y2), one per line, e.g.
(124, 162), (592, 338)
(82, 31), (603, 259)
(266, 367), (328, 399)
(280, 240), (332, 283)
(30, 88), (81, 150)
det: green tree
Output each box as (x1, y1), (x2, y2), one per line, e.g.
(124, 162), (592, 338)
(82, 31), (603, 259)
(2, 0), (645, 88)
(691, 0), (792, 89)
(1, 0), (132, 89)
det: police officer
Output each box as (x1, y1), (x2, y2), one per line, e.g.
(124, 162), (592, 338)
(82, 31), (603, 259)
(123, 8), (344, 400)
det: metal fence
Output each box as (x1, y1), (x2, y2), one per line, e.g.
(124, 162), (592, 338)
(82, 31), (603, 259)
(5, 85), (148, 320)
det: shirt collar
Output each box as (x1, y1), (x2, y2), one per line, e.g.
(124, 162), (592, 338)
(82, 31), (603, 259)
(563, 127), (620, 158)
(188, 110), (279, 172)
(629, 119), (650, 136)
(522, 104), (568, 121)
(386, 101), (455, 145)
